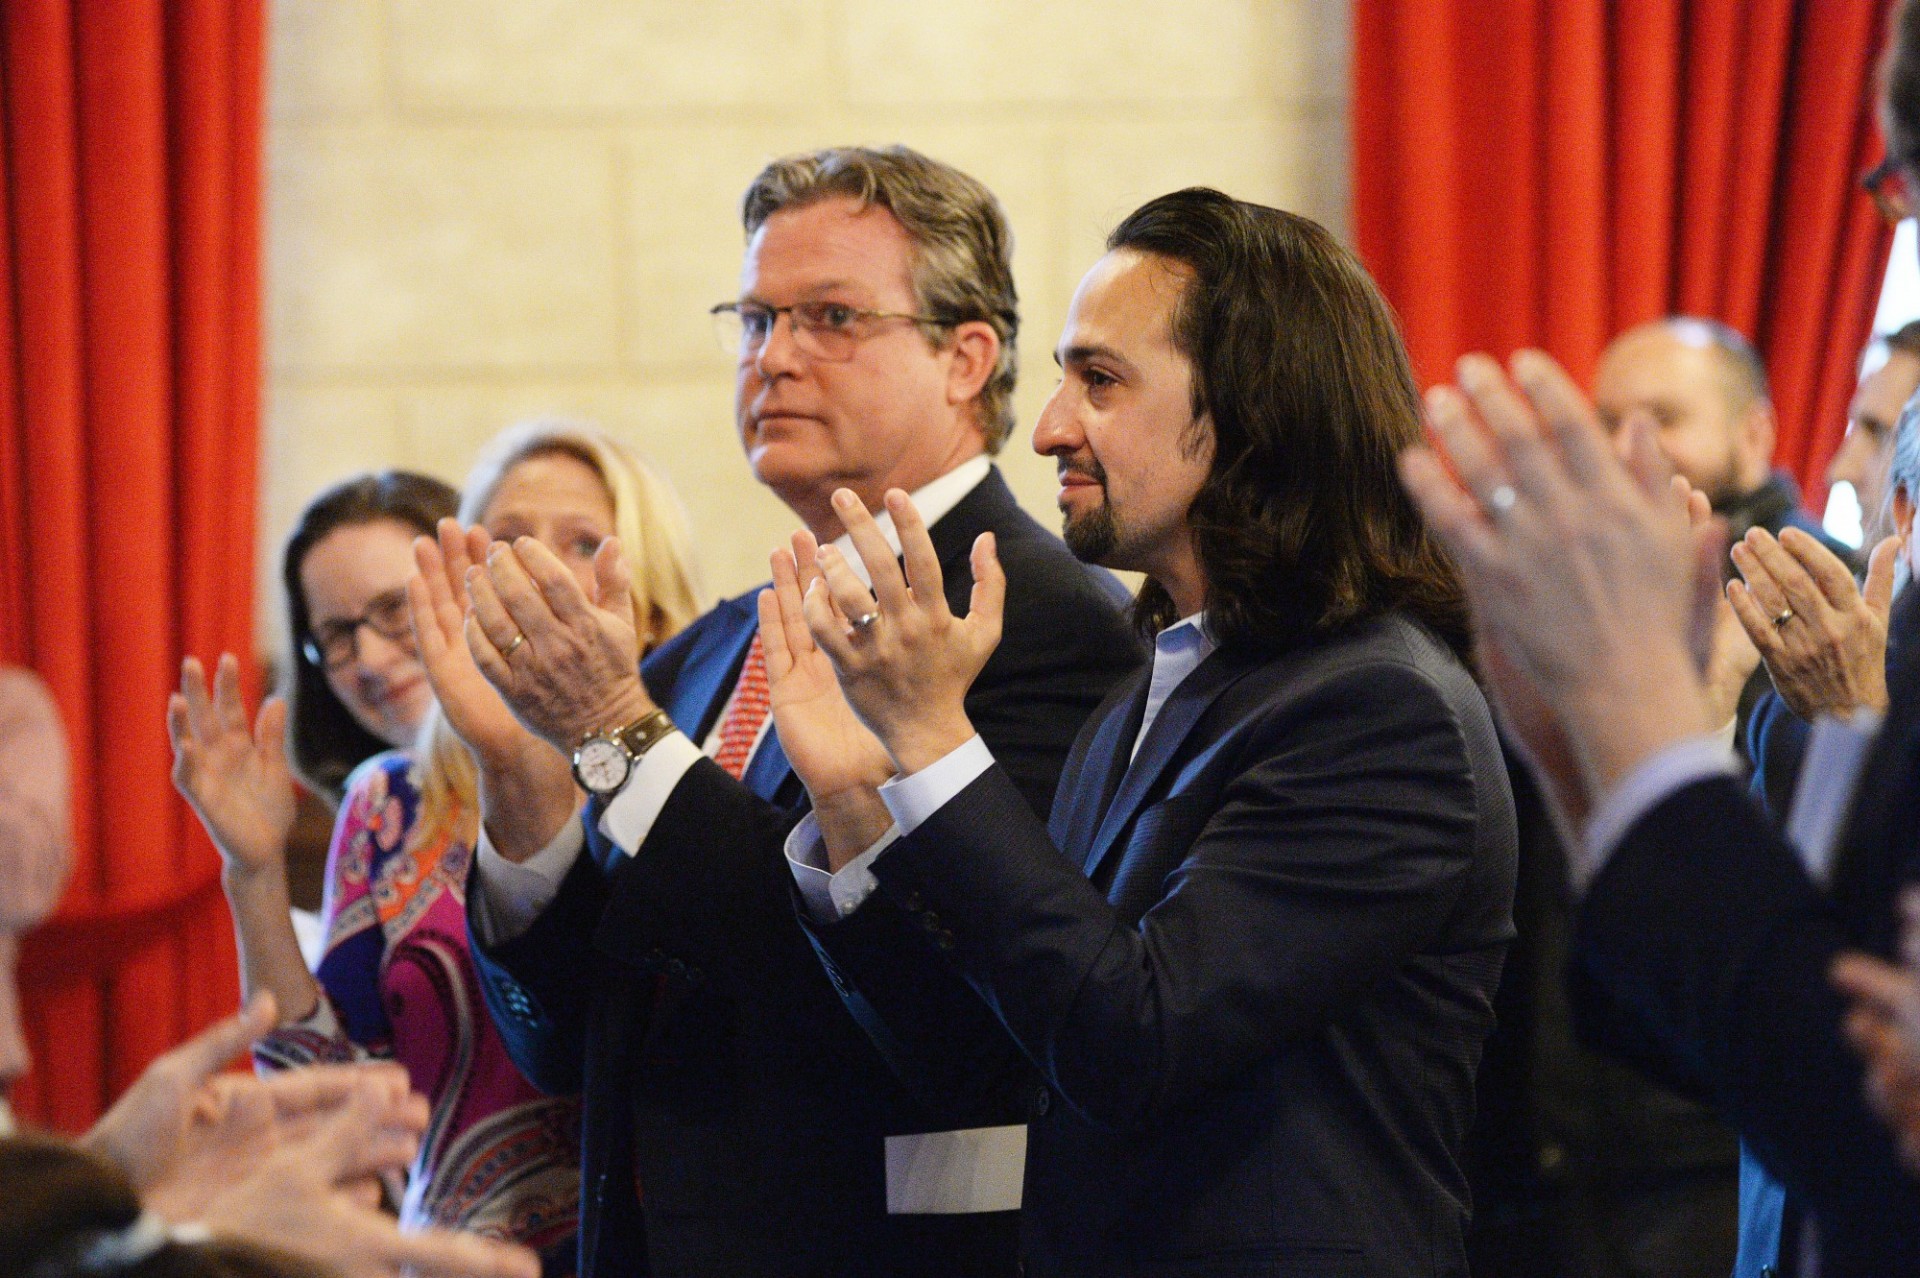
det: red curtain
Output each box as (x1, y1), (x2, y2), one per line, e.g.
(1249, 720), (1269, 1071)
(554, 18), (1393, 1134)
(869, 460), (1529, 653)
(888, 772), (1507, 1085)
(1355, 0), (1894, 509)
(1, 0), (263, 1131)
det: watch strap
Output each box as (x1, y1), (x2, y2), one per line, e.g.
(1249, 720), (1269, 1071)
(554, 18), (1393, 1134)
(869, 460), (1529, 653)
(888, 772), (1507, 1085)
(609, 707), (676, 759)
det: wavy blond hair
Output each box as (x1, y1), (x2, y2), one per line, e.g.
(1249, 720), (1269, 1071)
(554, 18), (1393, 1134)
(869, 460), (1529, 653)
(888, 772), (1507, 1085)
(416, 419), (705, 838)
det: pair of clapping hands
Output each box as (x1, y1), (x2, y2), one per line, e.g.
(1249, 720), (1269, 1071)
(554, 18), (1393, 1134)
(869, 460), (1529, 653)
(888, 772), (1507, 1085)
(170, 521), (649, 872)
(1403, 352), (1911, 1156)
(1402, 351), (1902, 821)
(72, 994), (536, 1278)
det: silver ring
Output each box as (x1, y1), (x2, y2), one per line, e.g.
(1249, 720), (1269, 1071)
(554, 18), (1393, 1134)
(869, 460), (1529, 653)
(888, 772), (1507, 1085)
(1487, 485), (1518, 517)
(1772, 608), (1795, 628)
(849, 610), (880, 630)
(501, 632), (527, 657)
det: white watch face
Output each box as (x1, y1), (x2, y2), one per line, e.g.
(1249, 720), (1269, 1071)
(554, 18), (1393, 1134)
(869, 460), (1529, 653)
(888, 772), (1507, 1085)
(575, 737), (630, 793)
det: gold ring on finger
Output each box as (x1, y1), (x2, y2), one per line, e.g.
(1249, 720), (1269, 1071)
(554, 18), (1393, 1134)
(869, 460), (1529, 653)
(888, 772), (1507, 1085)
(501, 631), (528, 657)
(1771, 608), (1794, 628)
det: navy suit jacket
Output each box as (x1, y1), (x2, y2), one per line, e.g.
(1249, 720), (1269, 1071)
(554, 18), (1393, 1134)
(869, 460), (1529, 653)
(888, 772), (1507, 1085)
(808, 613), (1517, 1277)
(469, 468), (1143, 1278)
(1571, 589), (1920, 1276)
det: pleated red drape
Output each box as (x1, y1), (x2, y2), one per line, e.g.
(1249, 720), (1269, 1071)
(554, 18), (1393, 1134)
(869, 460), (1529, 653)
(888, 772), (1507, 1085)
(1355, 0), (1894, 509)
(1, 0), (263, 1130)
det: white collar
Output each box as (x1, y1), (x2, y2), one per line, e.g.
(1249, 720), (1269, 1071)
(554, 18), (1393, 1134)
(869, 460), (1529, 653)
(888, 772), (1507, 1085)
(827, 457), (992, 586)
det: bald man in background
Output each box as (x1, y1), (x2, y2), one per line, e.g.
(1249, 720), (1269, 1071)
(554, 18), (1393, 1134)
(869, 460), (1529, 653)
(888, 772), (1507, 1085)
(1595, 317), (1856, 567)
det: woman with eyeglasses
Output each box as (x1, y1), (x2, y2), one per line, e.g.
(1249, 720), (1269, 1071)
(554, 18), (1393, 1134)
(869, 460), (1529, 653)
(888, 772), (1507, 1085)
(168, 426), (704, 1274)
(276, 473), (459, 801)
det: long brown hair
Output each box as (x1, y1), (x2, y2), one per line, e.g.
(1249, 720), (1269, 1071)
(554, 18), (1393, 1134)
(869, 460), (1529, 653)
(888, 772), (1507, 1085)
(1107, 188), (1469, 656)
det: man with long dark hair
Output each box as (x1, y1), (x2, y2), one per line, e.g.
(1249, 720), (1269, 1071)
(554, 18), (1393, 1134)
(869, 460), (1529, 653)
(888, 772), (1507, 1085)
(759, 188), (1518, 1276)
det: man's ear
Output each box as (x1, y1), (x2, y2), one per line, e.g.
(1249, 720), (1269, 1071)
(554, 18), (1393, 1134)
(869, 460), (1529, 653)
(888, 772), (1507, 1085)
(1739, 400), (1778, 487)
(943, 320), (1000, 409)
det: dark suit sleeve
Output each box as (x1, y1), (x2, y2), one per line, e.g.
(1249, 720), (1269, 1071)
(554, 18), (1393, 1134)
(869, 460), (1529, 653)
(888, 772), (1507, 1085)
(467, 817), (611, 1096)
(844, 660), (1484, 1135)
(592, 758), (815, 985)
(1571, 776), (1920, 1274)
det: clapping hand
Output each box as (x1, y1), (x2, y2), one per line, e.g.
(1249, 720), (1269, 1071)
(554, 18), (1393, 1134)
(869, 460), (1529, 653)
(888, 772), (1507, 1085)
(198, 1068), (539, 1278)
(410, 520), (552, 768)
(78, 995), (409, 1217)
(801, 489), (1003, 777)
(1727, 526), (1899, 720)
(1399, 351), (1718, 804)
(464, 534), (654, 751)
(167, 655), (296, 879)
(760, 531), (897, 867)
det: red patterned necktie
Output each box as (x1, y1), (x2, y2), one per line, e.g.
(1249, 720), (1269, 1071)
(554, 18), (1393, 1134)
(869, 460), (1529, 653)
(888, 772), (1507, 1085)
(711, 631), (770, 780)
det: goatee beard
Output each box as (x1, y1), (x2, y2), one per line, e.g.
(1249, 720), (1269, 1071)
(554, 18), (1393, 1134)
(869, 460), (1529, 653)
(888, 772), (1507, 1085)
(1063, 504), (1116, 564)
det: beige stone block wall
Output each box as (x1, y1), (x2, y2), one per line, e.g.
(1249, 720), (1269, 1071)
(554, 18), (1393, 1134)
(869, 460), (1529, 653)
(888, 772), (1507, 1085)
(262, 0), (1352, 654)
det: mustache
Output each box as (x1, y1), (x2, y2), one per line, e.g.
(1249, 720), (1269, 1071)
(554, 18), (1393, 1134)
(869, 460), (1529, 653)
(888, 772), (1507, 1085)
(1057, 458), (1107, 486)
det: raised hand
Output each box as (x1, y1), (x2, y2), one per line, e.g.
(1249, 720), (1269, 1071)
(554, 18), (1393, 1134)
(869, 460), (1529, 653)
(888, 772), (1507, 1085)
(1399, 351), (1711, 805)
(803, 488), (1004, 776)
(1727, 526), (1899, 720)
(80, 994), (280, 1196)
(760, 531), (897, 867)
(199, 1073), (540, 1278)
(143, 1058), (417, 1220)
(167, 654), (297, 877)
(465, 534), (654, 751)
(409, 520), (544, 766)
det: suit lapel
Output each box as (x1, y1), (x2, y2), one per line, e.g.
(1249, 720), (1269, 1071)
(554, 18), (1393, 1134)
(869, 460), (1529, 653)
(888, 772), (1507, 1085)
(665, 595), (758, 742)
(741, 727), (793, 803)
(1048, 673), (1148, 856)
(1081, 647), (1257, 880)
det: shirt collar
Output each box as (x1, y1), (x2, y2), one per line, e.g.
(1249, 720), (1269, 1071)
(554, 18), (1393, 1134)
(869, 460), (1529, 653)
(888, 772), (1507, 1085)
(1155, 611), (1215, 659)
(827, 456), (992, 587)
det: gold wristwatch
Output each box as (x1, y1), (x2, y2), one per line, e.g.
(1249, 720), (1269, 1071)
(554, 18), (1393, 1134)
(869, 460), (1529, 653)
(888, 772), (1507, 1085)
(571, 708), (676, 797)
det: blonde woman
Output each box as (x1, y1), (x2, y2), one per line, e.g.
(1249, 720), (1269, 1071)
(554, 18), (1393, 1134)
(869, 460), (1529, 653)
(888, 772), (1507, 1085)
(170, 422), (701, 1273)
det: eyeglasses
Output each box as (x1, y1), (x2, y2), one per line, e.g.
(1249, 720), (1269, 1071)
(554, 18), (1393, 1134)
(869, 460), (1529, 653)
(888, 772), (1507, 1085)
(1862, 155), (1915, 225)
(709, 299), (951, 362)
(303, 587), (414, 669)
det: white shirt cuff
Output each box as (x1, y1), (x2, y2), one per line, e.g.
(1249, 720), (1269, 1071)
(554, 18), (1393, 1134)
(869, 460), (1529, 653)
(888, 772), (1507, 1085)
(597, 731), (704, 856)
(878, 735), (994, 836)
(472, 818), (587, 945)
(785, 810), (899, 921)
(1578, 733), (1739, 892)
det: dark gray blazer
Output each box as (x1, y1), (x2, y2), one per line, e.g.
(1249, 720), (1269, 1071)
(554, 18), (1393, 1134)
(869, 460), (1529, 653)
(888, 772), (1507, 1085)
(809, 612), (1517, 1277)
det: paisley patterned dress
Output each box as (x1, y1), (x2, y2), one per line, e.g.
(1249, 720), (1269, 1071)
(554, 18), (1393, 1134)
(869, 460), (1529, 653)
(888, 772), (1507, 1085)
(256, 752), (580, 1268)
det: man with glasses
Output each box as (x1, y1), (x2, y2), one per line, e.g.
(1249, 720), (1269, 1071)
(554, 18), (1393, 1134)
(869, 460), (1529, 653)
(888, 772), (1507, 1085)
(460, 145), (1140, 1278)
